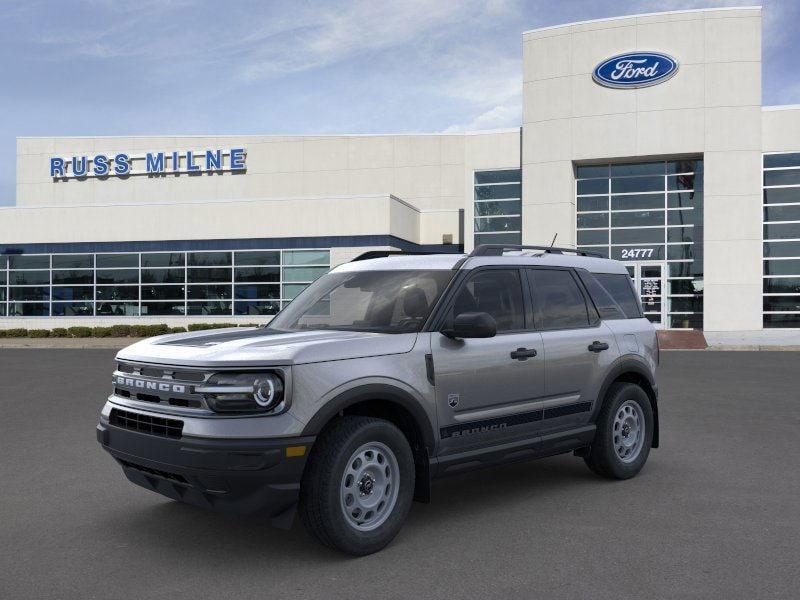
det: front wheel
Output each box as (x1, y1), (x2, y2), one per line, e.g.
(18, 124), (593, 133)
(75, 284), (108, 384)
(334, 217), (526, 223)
(298, 415), (415, 555)
(584, 382), (653, 479)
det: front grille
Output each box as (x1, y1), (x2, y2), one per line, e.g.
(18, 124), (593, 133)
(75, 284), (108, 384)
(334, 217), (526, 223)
(118, 459), (188, 484)
(117, 362), (203, 382)
(113, 362), (211, 411)
(109, 408), (183, 439)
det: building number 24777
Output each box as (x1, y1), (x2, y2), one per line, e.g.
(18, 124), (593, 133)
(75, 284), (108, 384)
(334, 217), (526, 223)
(620, 248), (655, 259)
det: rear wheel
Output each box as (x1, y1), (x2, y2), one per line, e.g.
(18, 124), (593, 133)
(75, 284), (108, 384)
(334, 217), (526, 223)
(298, 415), (415, 555)
(584, 382), (653, 479)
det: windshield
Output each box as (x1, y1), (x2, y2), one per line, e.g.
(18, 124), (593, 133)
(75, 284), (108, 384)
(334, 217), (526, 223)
(268, 269), (455, 334)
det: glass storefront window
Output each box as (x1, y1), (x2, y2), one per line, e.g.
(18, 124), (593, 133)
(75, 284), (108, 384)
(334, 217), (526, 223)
(95, 286), (138, 301)
(577, 159), (704, 329)
(0, 248), (330, 319)
(187, 285), (232, 300)
(474, 169), (521, 247)
(96, 269), (138, 284)
(10, 287), (50, 301)
(141, 302), (185, 316)
(52, 270), (93, 285)
(9, 255), (49, 269)
(235, 266), (280, 282)
(52, 254), (93, 269)
(763, 153), (800, 328)
(9, 302), (49, 316)
(52, 302), (94, 317)
(187, 302), (233, 315)
(96, 254), (137, 268)
(474, 200), (521, 217)
(141, 253), (185, 268)
(141, 268), (184, 283)
(141, 286), (185, 301)
(474, 170), (521, 184)
(234, 284), (280, 300)
(234, 251), (280, 266)
(187, 252), (231, 267)
(187, 268), (230, 283)
(96, 302), (138, 316)
(53, 286), (94, 301)
(287, 250), (330, 265)
(235, 301), (281, 316)
(9, 271), (50, 285)
(282, 266), (328, 283)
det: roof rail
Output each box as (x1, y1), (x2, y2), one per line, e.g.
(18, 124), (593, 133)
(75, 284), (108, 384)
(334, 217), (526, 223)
(468, 244), (604, 258)
(350, 250), (439, 262)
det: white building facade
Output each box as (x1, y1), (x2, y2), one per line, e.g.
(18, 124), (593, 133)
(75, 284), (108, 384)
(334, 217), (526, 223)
(2, 6), (799, 333)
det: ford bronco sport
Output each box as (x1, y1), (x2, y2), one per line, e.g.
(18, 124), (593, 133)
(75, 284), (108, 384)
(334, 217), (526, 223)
(97, 244), (659, 555)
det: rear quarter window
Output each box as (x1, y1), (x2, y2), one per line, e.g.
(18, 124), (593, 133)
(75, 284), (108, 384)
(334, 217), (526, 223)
(579, 272), (643, 319)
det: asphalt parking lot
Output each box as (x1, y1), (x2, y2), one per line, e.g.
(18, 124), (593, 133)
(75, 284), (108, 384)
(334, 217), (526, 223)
(1, 350), (799, 600)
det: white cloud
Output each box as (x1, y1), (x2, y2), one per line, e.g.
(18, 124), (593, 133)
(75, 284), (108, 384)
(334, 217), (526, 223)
(235, 0), (478, 81)
(442, 102), (521, 132)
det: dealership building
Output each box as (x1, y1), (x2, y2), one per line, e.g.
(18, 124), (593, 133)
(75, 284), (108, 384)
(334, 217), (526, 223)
(2, 6), (799, 336)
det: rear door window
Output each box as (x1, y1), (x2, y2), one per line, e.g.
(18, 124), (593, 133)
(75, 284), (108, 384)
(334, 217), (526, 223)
(529, 269), (590, 330)
(577, 271), (627, 320)
(590, 273), (643, 319)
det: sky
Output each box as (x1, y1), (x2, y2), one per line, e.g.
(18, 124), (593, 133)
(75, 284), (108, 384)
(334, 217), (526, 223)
(1, 0), (799, 206)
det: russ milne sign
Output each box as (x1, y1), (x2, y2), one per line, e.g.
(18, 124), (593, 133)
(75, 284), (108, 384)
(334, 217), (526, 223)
(592, 52), (678, 89)
(50, 148), (246, 179)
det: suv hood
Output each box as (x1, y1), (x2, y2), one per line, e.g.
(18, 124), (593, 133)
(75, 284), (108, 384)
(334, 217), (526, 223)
(115, 327), (418, 367)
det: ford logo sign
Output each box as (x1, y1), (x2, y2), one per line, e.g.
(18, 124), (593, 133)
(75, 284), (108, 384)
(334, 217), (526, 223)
(593, 52), (678, 89)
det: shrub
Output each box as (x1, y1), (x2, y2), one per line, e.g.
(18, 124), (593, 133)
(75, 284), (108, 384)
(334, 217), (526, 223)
(51, 328), (69, 338)
(91, 327), (113, 338)
(168, 327), (187, 333)
(147, 324), (170, 336)
(67, 326), (92, 338)
(188, 323), (237, 331)
(109, 324), (132, 337)
(129, 325), (149, 337)
(27, 329), (51, 338)
(4, 328), (28, 338)
(129, 324), (170, 337)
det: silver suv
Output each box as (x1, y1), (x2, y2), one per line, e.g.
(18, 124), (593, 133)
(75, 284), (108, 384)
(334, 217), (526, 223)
(97, 244), (659, 555)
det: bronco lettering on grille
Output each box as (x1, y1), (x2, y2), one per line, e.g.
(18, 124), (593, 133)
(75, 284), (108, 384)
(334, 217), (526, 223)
(113, 376), (186, 394)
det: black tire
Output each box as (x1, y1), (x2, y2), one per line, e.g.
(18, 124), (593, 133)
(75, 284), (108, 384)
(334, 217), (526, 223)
(584, 382), (653, 479)
(298, 415), (415, 555)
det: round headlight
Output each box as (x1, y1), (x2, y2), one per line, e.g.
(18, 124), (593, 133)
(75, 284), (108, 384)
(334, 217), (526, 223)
(254, 377), (277, 407)
(201, 372), (285, 413)
(253, 374), (284, 410)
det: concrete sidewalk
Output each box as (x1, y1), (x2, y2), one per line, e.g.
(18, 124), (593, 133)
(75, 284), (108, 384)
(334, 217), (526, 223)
(704, 330), (800, 351)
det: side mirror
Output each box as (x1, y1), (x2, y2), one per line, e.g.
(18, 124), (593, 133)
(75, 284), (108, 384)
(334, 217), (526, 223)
(442, 312), (497, 339)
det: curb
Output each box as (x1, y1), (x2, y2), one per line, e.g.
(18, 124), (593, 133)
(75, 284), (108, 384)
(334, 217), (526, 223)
(708, 345), (800, 351)
(0, 338), (143, 349)
(662, 345), (800, 351)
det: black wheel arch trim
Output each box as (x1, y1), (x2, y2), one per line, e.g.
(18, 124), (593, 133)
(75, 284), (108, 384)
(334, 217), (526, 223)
(301, 383), (436, 451)
(593, 356), (660, 448)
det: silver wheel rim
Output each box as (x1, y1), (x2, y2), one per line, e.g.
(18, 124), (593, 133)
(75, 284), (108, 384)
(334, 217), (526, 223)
(340, 441), (400, 532)
(613, 400), (645, 463)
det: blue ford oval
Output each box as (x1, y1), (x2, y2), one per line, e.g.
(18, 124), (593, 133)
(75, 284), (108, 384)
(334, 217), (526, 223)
(593, 52), (678, 89)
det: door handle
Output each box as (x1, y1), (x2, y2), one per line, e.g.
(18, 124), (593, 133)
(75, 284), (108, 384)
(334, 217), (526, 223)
(510, 347), (538, 361)
(588, 341), (610, 353)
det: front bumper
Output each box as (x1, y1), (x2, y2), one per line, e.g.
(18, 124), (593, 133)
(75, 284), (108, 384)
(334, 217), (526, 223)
(97, 421), (315, 528)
